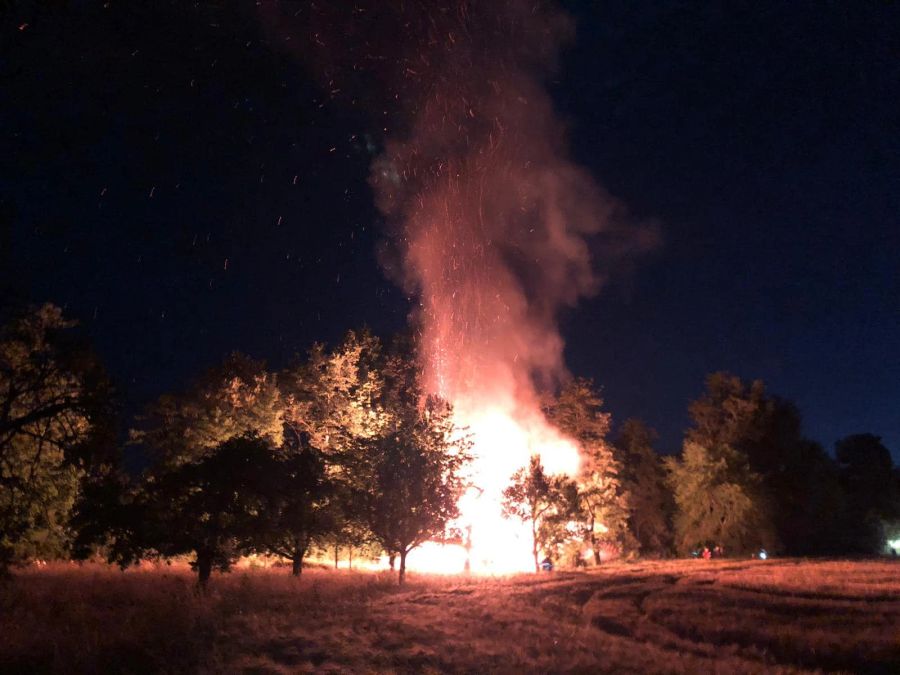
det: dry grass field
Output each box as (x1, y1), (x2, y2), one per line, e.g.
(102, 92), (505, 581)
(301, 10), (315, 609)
(2, 558), (899, 673)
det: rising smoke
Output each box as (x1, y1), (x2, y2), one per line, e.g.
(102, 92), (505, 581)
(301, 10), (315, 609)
(261, 0), (658, 569)
(261, 0), (657, 453)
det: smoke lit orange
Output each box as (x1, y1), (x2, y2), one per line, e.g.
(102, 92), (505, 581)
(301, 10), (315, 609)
(279, 1), (657, 572)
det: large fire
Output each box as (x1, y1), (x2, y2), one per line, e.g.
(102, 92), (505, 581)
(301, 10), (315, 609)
(408, 352), (583, 574)
(377, 400), (582, 575)
(264, 1), (656, 572)
(360, 1), (641, 573)
(405, 403), (582, 574)
(451, 404), (581, 573)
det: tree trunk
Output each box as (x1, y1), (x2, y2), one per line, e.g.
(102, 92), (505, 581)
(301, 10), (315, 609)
(591, 519), (602, 565)
(291, 543), (306, 577)
(334, 543), (339, 569)
(348, 547), (353, 570)
(532, 519), (540, 573)
(196, 550), (213, 590)
(398, 549), (408, 585)
(389, 553), (396, 570)
(464, 525), (472, 574)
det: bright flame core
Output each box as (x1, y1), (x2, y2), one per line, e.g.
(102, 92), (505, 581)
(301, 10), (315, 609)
(407, 393), (580, 574)
(459, 403), (580, 573)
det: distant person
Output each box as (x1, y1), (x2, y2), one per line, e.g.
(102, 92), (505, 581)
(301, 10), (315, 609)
(702, 547), (711, 560)
(540, 557), (554, 572)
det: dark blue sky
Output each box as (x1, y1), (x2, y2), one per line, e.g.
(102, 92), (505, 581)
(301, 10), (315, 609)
(2, 1), (898, 458)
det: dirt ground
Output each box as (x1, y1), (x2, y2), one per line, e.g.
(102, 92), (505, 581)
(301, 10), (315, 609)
(2, 558), (899, 673)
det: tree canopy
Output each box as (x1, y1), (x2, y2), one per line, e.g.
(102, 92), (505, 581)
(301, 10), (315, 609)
(356, 366), (471, 584)
(546, 378), (630, 562)
(835, 433), (900, 552)
(134, 434), (279, 587)
(5, 307), (898, 583)
(132, 352), (283, 469)
(614, 419), (671, 556)
(0, 304), (115, 569)
(680, 371), (854, 555)
(502, 454), (576, 571)
(666, 441), (774, 555)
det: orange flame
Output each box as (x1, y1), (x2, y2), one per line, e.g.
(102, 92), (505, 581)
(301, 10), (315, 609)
(455, 403), (580, 573)
(408, 383), (581, 573)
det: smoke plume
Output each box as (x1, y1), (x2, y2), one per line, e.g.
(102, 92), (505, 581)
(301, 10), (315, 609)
(260, 0), (658, 569)
(263, 1), (656, 413)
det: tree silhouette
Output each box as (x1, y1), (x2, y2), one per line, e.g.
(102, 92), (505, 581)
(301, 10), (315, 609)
(684, 372), (847, 555)
(262, 429), (334, 576)
(135, 435), (277, 588)
(0, 304), (115, 570)
(614, 419), (672, 556)
(666, 441), (774, 555)
(502, 455), (574, 571)
(835, 434), (899, 552)
(358, 392), (470, 584)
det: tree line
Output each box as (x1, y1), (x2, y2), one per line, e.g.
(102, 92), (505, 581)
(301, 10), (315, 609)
(2, 304), (898, 585)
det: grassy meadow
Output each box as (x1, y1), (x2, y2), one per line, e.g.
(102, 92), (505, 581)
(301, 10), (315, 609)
(2, 558), (899, 673)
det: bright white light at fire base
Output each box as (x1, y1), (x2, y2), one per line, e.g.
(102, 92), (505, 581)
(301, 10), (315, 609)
(406, 402), (580, 574)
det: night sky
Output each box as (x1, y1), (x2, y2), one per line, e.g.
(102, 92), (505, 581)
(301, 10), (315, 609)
(2, 1), (898, 458)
